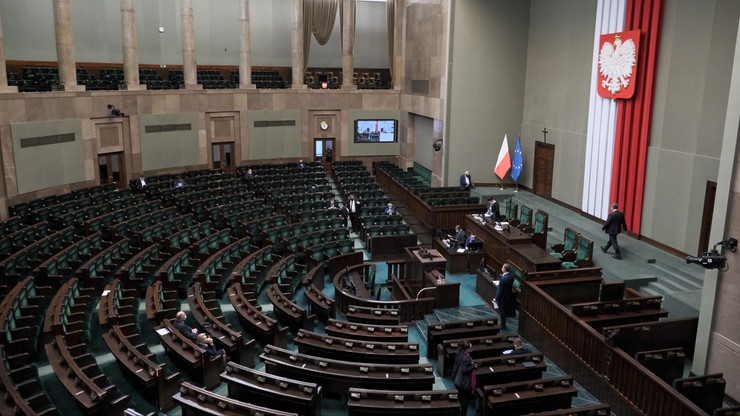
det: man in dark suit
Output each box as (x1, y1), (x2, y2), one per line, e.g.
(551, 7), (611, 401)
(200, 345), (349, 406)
(484, 197), (501, 222)
(601, 202), (628, 260)
(495, 263), (515, 330)
(172, 311), (198, 340)
(383, 202), (397, 215)
(347, 194), (361, 232)
(459, 170), (474, 191)
(447, 224), (466, 249)
(465, 233), (482, 250)
(339, 204), (349, 228)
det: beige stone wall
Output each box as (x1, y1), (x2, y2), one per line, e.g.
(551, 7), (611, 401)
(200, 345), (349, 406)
(0, 88), (400, 218)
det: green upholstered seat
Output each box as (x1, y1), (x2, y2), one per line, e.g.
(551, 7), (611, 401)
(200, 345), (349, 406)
(551, 227), (579, 260)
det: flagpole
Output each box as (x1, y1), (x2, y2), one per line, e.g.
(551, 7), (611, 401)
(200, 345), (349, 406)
(515, 182), (519, 192)
(500, 179), (504, 190)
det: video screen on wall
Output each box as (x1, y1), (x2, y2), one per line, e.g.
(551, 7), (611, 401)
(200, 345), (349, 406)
(354, 119), (397, 143)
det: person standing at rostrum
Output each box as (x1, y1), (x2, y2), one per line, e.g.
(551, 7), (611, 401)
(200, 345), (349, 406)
(495, 263), (515, 330)
(451, 341), (477, 416)
(601, 202), (628, 260)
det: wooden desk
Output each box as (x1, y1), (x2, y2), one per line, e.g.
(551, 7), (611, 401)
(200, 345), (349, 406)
(424, 270), (460, 309)
(465, 215), (561, 271)
(405, 247), (446, 280)
(432, 237), (485, 274)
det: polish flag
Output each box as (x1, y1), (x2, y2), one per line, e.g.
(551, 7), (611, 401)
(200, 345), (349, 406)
(494, 134), (511, 179)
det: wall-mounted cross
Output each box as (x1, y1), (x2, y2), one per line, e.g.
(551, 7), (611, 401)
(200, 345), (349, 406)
(542, 127), (548, 143)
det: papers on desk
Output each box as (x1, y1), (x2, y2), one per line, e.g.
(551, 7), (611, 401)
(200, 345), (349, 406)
(156, 327), (170, 336)
(456, 248), (466, 253)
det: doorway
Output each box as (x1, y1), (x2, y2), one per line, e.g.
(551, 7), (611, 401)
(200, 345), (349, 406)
(212, 142), (234, 174)
(533, 142), (555, 198)
(314, 138), (335, 172)
(98, 152), (125, 189)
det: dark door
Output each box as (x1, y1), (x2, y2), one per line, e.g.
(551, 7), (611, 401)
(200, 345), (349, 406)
(212, 142), (234, 174)
(533, 142), (555, 198)
(98, 152), (125, 189)
(698, 181), (716, 254)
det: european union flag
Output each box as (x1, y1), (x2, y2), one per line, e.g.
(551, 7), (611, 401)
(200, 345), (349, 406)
(511, 136), (523, 183)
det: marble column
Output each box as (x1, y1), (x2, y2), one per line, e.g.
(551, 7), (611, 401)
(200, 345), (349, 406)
(0, 9), (18, 93)
(180, 0), (201, 89)
(238, 0), (255, 89)
(291, 0), (306, 89)
(120, 0), (145, 90)
(393, 0), (404, 91)
(52, 0), (84, 91)
(341, 0), (355, 89)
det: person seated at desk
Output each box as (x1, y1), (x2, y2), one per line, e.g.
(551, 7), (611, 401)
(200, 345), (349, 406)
(241, 168), (254, 183)
(383, 202), (397, 215)
(131, 175), (147, 191)
(326, 197), (340, 210)
(297, 159), (306, 168)
(196, 333), (226, 359)
(172, 310), (198, 340)
(465, 233), (483, 251)
(503, 337), (533, 355)
(444, 224), (467, 249)
(172, 177), (186, 189)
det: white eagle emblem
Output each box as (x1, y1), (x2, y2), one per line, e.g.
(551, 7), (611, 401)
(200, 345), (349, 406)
(599, 35), (637, 95)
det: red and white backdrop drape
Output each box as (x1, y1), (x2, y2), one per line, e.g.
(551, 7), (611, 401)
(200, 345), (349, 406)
(582, 0), (664, 235)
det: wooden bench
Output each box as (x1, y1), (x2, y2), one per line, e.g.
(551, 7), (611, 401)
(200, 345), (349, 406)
(145, 280), (179, 322)
(174, 381), (298, 416)
(227, 282), (288, 348)
(525, 267), (603, 305)
(44, 279), (130, 414)
(473, 352), (547, 386)
(260, 344), (435, 396)
(475, 376), (577, 416)
(426, 317), (499, 359)
(602, 317), (699, 357)
(571, 295), (669, 330)
(346, 305), (401, 325)
(267, 283), (314, 333)
(75, 238), (131, 287)
(673, 373), (726, 415)
(516, 404), (611, 416)
(304, 283), (335, 323)
(347, 388), (459, 416)
(187, 282), (256, 367)
(102, 323), (180, 412)
(436, 334), (514, 376)
(222, 361), (322, 416)
(155, 319), (222, 389)
(294, 329), (420, 364)
(0, 277), (58, 416)
(635, 347), (686, 385)
(324, 318), (409, 342)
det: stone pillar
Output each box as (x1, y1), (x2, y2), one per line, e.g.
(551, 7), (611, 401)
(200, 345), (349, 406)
(393, 0), (404, 91)
(291, 0), (306, 89)
(0, 9), (18, 93)
(180, 0), (201, 89)
(120, 0), (145, 90)
(341, 0), (355, 89)
(238, 0), (255, 89)
(52, 0), (84, 91)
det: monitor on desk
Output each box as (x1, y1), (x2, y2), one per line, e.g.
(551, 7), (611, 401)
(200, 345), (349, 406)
(467, 241), (484, 252)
